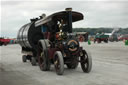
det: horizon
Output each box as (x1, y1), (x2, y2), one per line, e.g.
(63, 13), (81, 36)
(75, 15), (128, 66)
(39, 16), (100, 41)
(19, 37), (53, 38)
(1, 27), (128, 38)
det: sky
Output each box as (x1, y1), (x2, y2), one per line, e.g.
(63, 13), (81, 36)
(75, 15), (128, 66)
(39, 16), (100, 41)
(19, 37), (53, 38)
(1, 0), (128, 38)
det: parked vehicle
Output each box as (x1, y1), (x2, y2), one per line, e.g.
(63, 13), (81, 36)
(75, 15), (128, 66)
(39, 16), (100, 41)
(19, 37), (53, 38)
(0, 37), (11, 46)
(76, 32), (88, 42)
(17, 8), (92, 75)
(94, 33), (109, 43)
(118, 34), (128, 41)
(108, 28), (120, 42)
(109, 34), (119, 42)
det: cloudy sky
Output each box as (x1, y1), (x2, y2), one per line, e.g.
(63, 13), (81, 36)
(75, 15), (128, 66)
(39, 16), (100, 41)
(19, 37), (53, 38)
(1, 0), (128, 38)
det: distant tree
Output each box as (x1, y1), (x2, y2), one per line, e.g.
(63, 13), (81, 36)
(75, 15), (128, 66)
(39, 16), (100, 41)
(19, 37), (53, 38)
(73, 28), (128, 35)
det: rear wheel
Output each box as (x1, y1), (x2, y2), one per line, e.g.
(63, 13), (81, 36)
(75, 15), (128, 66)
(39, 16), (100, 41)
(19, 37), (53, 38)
(31, 57), (36, 66)
(4, 43), (7, 46)
(97, 39), (101, 43)
(0, 42), (3, 46)
(80, 50), (92, 73)
(38, 40), (50, 71)
(54, 51), (64, 75)
(44, 39), (50, 48)
(22, 55), (27, 62)
(104, 39), (108, 43)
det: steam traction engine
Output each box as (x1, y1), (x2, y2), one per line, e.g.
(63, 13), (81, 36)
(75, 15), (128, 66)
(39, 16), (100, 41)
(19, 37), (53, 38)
(17, 8), (92, 75)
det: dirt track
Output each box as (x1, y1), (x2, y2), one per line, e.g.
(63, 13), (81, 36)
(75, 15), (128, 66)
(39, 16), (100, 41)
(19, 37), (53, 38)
(0, 42), (128, 85)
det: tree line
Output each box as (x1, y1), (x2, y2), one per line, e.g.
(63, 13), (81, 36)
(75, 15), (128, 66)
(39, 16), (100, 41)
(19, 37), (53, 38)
(73, 28), (128, 35)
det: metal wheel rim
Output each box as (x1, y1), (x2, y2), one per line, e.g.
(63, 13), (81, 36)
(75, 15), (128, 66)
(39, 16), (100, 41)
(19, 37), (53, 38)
(54, 55), (61, 71)
(38, 43), (45, 69)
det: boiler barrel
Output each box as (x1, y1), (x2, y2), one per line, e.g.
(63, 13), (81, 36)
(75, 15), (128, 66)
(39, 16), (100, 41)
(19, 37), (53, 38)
(17, 22), (43, 50)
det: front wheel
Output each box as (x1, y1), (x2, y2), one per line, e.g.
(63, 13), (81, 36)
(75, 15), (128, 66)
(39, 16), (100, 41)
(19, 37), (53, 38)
(54, 51), (64, 75)
(80, 50), (92, 73)
(97, 39), (101, 43)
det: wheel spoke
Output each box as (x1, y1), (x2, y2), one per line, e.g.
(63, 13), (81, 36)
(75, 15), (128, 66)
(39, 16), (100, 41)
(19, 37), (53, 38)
(41, 52), (44, 57)
(54, 58), (60, 70)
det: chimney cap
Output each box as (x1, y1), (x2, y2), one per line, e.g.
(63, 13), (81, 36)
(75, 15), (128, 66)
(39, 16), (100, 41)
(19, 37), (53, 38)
(65, 8), (72, 11)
